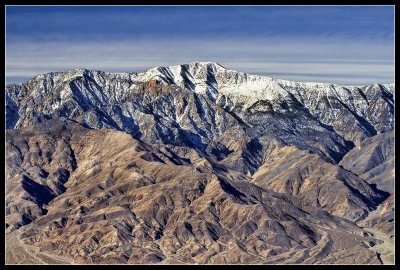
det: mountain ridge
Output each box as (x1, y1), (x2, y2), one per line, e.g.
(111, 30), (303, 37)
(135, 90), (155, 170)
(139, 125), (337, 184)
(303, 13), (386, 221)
(6, 61), (395, 88)
(6, 62), (394, 160)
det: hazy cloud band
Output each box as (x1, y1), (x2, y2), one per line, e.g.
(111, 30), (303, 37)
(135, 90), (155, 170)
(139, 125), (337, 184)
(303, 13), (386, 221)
(6, 38), (394, 85)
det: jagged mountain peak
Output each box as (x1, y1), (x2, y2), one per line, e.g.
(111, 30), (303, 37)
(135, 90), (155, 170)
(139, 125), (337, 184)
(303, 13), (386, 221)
(9, 63), (394, 99)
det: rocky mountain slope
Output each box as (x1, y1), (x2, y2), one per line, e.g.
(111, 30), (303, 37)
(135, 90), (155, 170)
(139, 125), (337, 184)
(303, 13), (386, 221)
(5, 62), (395, 264)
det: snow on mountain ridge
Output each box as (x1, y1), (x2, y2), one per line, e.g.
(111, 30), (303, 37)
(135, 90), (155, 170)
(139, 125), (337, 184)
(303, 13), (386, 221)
(6, 62), (395, 116)
(6, 62), (394, 146)
(8, 61), (394, 100)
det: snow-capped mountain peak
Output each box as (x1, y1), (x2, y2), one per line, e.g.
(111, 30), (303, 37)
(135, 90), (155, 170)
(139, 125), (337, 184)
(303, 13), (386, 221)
(6, 62), (394, 157)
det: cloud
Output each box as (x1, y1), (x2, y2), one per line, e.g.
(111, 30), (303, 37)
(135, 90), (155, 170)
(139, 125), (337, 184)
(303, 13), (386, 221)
(6, 6), (394, 42)
(6, 6), (394, 85)
(6, 37), (394, 85)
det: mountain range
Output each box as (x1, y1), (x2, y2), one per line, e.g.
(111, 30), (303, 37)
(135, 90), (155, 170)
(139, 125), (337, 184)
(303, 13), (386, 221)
(5, 61), (394, 264)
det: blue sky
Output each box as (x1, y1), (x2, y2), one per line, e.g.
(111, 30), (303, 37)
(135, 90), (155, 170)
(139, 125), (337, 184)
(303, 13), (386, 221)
(6, 6), (395, 85)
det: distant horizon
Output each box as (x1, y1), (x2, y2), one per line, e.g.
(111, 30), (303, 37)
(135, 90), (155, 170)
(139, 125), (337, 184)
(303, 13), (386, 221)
(6, 6), (394, 85)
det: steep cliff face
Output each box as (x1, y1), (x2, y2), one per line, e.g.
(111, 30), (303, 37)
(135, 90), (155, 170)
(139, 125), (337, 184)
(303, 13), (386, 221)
(5, 62), (394, 264)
